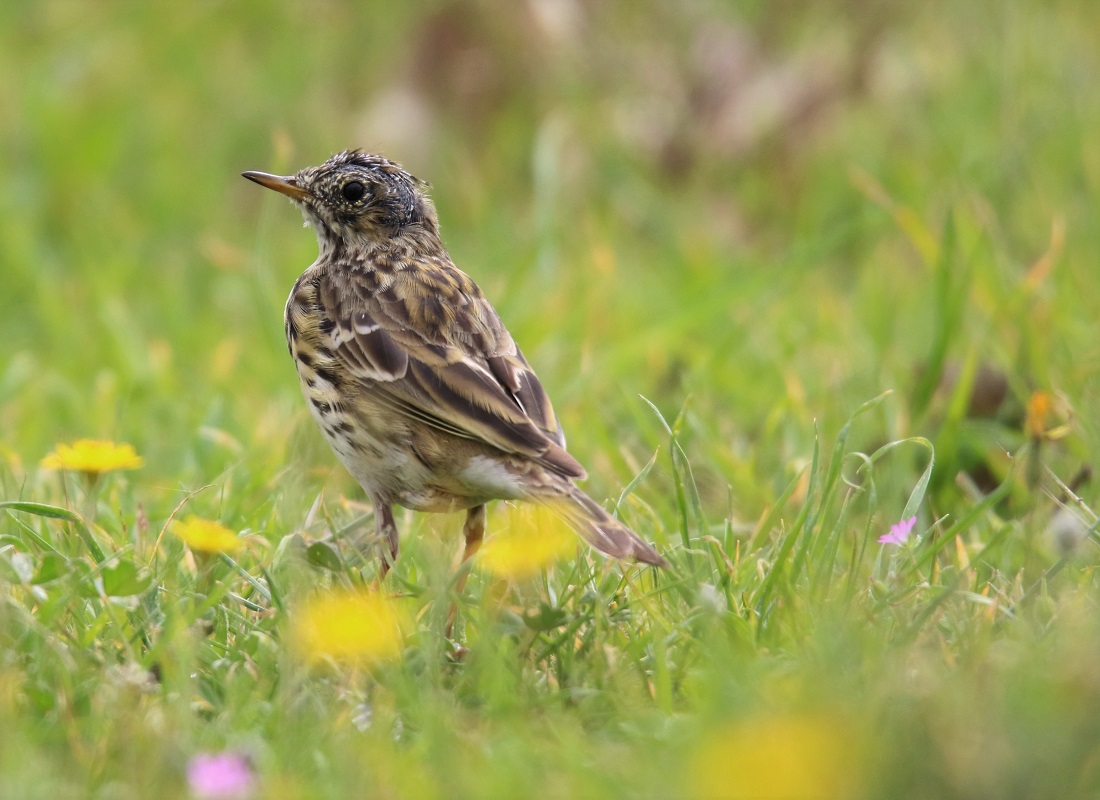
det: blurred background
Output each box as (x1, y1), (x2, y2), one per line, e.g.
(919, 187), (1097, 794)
(1, 0), (1098, 545)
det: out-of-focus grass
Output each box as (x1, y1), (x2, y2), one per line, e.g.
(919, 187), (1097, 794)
(2, 1), (1100, 797)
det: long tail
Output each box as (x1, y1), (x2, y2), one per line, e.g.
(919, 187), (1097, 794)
(548, 489), (667, 567)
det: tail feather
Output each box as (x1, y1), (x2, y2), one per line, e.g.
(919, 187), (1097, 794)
(548, 489), (667, 567)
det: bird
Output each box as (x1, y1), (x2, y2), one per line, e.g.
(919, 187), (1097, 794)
(242, 150), (667, 589)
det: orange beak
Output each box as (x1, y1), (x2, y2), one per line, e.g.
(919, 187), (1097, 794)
(241, 171), (312, 201)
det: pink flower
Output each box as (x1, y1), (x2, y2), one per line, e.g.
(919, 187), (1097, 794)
(187, 753), (254, 799)
(878, 516), (917, 545)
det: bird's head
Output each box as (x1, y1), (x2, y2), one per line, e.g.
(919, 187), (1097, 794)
(243, 150), (438, 249)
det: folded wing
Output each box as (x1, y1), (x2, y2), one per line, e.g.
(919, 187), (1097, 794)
(319, 270), (585, 480)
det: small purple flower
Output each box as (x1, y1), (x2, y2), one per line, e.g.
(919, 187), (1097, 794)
(878, 515), (917, 545)
(187, 752), (254, 799)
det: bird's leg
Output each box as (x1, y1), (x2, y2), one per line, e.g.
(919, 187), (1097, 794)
(457, 504), (486, 580)
(446, 504), (485, 639)
(375, 501), (399, 580)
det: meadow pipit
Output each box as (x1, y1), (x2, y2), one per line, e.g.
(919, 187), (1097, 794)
(243, 150), (666, 582)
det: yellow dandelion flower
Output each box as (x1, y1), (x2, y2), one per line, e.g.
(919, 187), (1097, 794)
(1024, 390), (1072, 442)
(290, 588), (409, 666)
(477, 503), (577, 580)
(172, 515), (244, 554)
(41, 439), (144, 474)
(691, 714), (858, 800)
(1025, 390), (1052, 439)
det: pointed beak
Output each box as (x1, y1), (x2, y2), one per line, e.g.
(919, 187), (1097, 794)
(241, 171), (312, 201)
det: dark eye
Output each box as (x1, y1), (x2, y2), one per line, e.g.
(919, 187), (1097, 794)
(342, 181), (366, 203)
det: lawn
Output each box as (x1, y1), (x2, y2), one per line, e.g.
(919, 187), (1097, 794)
(2, 2), (1100, 798)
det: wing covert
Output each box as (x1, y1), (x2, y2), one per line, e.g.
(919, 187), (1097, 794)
(317, 268), (583, 479)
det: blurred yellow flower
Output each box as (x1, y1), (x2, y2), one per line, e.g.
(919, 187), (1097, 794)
(477, 503), (576, 579)
(1024, 389), (1074, 442)
(691, 714), (858, 800)
(41, 439), (144, 474)
(1025, 390), (1052, 439)
(172, 515), (244, 554)
(290, 588), (409, 666)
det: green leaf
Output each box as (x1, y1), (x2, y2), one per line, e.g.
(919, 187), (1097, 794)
(0, 500), (83, 522)
(101, 559), (151, 597)
(900, 438), (936, 522)
(306, 541), (343, 572)
(70, 561), (99, 598)
(0, 500), (106, 562)
(31, 553), (68, 584)
(524, 603), (568, 631)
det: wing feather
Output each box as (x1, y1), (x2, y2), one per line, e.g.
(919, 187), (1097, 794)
(318, 268), (584, 479)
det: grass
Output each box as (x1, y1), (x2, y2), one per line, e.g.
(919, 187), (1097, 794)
(3, 1), (1100, 797)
